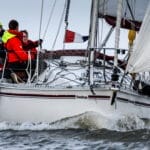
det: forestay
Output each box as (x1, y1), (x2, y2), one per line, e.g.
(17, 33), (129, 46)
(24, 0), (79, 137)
(126, 2), (150, 73)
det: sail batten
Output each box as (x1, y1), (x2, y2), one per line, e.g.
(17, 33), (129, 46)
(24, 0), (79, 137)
(126, 2), (150, 73)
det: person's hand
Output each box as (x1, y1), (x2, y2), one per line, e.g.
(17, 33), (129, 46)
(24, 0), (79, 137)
(38, 39), (43, 46)
(40, 49), (46, 53)
(39, 52), (44, 59)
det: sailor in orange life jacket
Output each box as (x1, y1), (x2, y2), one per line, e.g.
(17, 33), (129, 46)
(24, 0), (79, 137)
(2, 19), (34, 80)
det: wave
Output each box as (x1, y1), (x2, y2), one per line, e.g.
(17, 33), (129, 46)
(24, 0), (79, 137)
(0, 111), (149, 131)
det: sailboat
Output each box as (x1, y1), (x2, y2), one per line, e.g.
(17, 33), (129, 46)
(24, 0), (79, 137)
(0, 0), (150, 123)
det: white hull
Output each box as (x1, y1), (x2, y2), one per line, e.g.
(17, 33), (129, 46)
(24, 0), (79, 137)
(0, 84), (149, 123)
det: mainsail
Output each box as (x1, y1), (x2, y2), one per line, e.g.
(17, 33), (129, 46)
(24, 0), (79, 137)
(98, 0), (150, 73)
(126, 2), (150, 73)
(98, 0), (149, 31)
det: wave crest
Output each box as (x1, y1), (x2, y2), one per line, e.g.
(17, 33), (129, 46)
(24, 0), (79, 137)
(0, 112), (149, 131)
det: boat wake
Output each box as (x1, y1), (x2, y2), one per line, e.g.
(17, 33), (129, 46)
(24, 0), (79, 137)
(0, 112), (149, 131)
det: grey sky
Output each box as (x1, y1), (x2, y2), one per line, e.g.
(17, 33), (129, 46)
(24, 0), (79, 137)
(0, 0), (92, 50)
(0, 0), (129, 50)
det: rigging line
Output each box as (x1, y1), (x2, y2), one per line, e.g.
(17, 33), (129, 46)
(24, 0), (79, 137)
(63, 0), (71, 49)
(47, 66), (82, 82)
(98, 18), (104, 49)
(46, 69), (66, 84)
(44, 67), (74, 83)
(60, 77), (85, 84)
(64, 0), (71, 26)
(46, 73), (84, 85)
(39, 0), (44, 41)
(51, 0), (66, 49)
(34, 0), (44, 83)
(126, 0), (135, 21)
(42, 0), (57, 40)
(61, 71), (81, 78)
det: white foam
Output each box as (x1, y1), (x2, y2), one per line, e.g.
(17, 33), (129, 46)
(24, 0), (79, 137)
(0, 111), (149, 131)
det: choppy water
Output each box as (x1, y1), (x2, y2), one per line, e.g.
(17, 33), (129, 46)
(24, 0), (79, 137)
(0, 112), (150, 150)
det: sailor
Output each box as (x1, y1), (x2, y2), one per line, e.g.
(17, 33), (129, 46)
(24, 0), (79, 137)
(0, 22), (6, 60)
(2, 19), (34, 83)
(0, 22), (5, 48)
(21, 30), (47, 77)
(21, 30), (42, 60)
(20, 30), (43, 77)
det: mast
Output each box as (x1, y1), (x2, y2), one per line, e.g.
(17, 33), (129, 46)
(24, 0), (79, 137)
(111, 0), (123, 83)
(114, 0), (123, 67)
(88, 0), (99, 86)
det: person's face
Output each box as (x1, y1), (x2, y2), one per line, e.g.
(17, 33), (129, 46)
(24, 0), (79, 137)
(22, 32), (28, 43)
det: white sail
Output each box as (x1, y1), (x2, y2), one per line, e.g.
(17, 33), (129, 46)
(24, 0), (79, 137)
(126, 2), (150, 73)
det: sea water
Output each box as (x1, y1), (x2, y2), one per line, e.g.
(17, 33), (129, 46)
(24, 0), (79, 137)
(0, 112), (149, 150)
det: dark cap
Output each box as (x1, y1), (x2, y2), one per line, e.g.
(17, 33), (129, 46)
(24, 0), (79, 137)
(8, 19), (19, 30)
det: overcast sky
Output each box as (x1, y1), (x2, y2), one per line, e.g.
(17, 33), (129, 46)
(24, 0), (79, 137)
(0, 0), (128, 50)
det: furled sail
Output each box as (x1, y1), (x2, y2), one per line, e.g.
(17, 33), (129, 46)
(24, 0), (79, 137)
(126, 2), (150, 73)
(98, 0), (149, 31)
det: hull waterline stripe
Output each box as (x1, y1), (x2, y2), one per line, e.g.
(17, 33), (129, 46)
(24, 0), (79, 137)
(117, 97), (150, 107)
(0, 92), (110, 99)
(0, 92), (150, 107)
